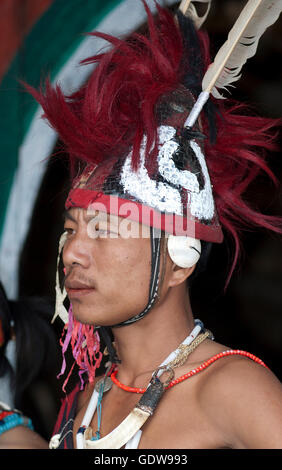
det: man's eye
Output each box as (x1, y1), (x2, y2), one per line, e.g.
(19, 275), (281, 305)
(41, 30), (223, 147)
(64, 227), (74, 236)
(95, 227), (119, 237)
(96, 228), (111, 236)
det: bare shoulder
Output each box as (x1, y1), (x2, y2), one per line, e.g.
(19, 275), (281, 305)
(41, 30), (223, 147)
(197, 344), (282, 449)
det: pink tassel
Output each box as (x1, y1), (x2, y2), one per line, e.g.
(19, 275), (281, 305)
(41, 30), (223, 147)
(58, 304), (103, 391)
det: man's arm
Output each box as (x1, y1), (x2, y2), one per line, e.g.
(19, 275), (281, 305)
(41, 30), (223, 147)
(0, 425), (49, 449)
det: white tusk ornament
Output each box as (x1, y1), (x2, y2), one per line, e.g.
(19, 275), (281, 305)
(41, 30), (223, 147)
(83, 406), (150, 449)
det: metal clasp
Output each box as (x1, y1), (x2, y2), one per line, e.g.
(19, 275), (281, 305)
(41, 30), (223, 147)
(151, 365), (175, 388)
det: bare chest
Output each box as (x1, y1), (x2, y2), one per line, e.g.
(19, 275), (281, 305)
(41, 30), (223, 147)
(73, 379), (227, 449)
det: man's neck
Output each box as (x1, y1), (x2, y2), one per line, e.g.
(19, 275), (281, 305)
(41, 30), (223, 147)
(111, 286), (195, 384)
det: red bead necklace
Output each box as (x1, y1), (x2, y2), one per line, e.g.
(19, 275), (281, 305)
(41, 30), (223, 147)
(110, 350), (268, 394)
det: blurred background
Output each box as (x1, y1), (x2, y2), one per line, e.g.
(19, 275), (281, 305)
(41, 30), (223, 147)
(0, 0), (281, 441)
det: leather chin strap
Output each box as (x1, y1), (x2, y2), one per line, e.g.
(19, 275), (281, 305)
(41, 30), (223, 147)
(98, 227), (162, 362)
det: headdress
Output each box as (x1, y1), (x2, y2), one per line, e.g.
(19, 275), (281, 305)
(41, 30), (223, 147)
(27, 1), (282, 387)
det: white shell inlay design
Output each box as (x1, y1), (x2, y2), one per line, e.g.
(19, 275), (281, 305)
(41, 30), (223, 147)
(120, 125), (214, 220)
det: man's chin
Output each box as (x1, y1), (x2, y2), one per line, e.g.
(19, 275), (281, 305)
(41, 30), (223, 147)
(71, 306), (137, 328)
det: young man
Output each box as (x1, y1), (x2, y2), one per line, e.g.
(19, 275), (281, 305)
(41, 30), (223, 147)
(59, 207), (282, 449)
(1, 3), (282, 449)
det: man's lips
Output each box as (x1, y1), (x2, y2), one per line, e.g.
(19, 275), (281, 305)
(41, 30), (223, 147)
(65, 280), (95, 298)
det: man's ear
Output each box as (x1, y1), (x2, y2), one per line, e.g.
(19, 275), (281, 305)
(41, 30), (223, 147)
(167, 261), (197, 288)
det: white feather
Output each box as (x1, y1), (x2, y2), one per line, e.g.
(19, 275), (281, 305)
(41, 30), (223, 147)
(202, 0), (282, 98)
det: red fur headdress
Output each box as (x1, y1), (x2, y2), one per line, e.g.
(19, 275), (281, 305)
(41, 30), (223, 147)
(28, 2), (281, 280)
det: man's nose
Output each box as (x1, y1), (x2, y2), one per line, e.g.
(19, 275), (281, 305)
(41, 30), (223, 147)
(63, 230), (91, 269)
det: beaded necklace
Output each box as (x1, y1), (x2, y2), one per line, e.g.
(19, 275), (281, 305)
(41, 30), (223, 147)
(75, 320), (204, 449)
(111, 349), (268, 394)
(49, 319), (268, 450)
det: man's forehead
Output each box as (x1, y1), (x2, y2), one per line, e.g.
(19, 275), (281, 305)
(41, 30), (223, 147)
(64, 207), (116, 223)
(64, 207), (143, 228)
(63, 207), (120, 226)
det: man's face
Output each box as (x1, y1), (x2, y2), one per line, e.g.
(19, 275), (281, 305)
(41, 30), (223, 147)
(62, 207), (152, 326)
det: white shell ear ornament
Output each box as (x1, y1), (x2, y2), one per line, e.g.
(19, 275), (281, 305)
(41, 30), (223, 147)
(167, 235), (201, 268)
(51, 231), (69, 324)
